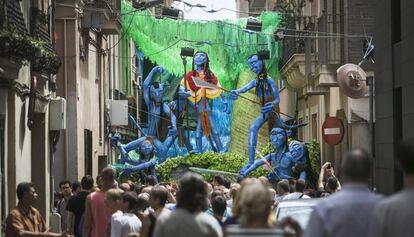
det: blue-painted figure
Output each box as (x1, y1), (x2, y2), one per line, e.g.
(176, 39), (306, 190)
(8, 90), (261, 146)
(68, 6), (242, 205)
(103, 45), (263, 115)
(143, 66), (177, 139)
(180, 51), (230, 153)
(240, 128), (295, 180)
(111, 129), (176, 177)
(289, 140), (307, 180)
(229, 54), (280, 172)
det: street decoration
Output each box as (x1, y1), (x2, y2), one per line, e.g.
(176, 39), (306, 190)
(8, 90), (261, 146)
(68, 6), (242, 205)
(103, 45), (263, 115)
(179, 51), (230, 153)
(240, 128), (298, 181)
(143, 66), (177, 139)
(229, 54), (281, 173)
(121, 0), (282, 89)
(110, 127), (177, 179)
(110, 1), (315, 180)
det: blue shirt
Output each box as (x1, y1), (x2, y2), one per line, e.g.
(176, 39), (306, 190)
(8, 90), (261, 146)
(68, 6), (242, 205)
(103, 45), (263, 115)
(304, 183), (382, 237)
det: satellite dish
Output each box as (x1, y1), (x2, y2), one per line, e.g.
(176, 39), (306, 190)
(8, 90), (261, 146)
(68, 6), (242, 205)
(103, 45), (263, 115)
(336, 63), (368, 98)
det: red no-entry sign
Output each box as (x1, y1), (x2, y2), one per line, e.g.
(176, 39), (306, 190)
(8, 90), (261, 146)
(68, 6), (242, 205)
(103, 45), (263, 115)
(322, 117), (344, 145)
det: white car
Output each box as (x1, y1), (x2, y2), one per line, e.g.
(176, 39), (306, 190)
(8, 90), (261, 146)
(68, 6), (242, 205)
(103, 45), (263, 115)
(275, 198), (320, 229)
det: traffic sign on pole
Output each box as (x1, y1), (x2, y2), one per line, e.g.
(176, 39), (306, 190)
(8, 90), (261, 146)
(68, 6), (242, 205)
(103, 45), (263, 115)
(322, 117), (345, 145)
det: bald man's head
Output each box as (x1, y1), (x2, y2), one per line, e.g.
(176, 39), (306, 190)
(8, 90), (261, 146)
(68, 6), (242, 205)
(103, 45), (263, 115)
(341, 148), (371, 182)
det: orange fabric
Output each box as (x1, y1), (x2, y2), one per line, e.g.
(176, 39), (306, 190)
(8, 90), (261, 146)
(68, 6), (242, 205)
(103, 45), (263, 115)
(6, 202), (47, 236)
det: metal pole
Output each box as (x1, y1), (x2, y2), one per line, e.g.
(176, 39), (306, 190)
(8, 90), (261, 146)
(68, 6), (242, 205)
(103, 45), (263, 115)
(366, 76), (375, 191)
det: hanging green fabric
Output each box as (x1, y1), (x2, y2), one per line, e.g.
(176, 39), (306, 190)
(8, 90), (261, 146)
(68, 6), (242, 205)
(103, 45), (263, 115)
(121, 0), (282, 89)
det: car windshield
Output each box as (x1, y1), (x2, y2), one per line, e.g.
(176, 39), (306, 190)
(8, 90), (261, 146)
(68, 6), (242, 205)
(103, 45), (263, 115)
(277, 206), (314, 228)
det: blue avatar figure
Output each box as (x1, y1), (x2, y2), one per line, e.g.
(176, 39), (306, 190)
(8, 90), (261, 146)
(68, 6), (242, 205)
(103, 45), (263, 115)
(143, 66), (177, 139)
(240, 127), (295, 181)
(289, 140), (307, 180)
(180, 51), (230, 153)
(111, 130), (176, 177)
(229, 54), (280, 172)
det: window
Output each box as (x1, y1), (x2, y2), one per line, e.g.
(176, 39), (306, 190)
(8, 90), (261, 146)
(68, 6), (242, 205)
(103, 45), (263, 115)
(391, 0), (401, 44)
(84, 129), (93, 175)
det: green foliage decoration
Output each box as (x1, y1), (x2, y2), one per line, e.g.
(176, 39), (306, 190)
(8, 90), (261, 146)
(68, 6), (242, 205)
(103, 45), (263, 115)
(121, 0), (282, 89)
(156, 151), (269, 182)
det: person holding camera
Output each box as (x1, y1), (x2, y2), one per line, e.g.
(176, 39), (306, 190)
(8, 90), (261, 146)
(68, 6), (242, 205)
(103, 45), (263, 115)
(318, 162), (341, 196)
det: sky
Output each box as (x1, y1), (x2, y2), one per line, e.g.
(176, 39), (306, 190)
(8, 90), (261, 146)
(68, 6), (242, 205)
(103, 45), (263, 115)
(171, 0), (237, 20)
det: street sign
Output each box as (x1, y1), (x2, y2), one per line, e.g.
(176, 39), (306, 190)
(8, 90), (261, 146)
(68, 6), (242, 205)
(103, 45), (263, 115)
(322, 117), (344, 145)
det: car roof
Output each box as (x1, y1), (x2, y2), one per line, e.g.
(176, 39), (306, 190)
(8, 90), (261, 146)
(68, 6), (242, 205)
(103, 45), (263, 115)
(277, 198), (321, 208)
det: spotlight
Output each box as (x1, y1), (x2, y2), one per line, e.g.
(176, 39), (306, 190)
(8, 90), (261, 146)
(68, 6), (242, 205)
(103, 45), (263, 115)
(246, 19), (262, 32)
(257, 49), (270, 60)
(133, 0), (163, 10)
(180, 47), (194, 57)
(162, 6), (180, 19)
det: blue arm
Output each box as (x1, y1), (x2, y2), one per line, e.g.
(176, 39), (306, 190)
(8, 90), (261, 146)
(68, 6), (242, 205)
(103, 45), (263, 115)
(143, 66), (161, 106)
(163, 103), (177, 129)
(129, 158), (157, 171)
(153, 138), (168, 164)
(116, 137), (146, 164)
(238, 79), (256, 94)
(241, 159), (265, 176)
(240, 154), (270, 176)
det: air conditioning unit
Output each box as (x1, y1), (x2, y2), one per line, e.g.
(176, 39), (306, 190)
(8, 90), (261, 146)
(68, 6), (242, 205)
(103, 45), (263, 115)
(108, 100), (128, 126)
(49, 97), (66, 130)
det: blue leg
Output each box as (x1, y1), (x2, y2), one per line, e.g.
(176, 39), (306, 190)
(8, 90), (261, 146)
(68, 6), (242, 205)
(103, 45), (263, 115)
(194, 115), (203, 154)
(209, 113), (225, 153)
(241, 114), (269, 172)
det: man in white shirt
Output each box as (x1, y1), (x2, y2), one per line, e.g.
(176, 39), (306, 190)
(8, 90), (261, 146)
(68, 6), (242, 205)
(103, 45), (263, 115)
(111, 192), (142, 237)
(282, 179), (310, 200)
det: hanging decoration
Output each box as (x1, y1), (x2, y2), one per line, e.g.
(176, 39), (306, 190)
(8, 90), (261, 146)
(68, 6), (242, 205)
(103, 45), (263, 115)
(121, 0), (283, 89)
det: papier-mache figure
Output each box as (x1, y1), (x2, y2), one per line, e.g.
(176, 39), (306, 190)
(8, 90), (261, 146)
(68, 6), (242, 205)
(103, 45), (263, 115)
(110, 129), (176, 178)
(240, 128), (294, 181)
(229, 54), (280, 173)
(143, 66), (177, 139)
(179, 51), (230, 153)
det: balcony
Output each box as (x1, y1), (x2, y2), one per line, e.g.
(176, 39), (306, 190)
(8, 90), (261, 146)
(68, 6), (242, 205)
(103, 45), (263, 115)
(81, 0), (122, 35)
(280, 14), (345, 89)
(280, 16), (317, 91)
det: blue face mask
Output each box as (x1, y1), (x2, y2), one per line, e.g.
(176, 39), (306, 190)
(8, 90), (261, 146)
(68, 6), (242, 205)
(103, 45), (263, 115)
(194, 52), (207, 66)
(150, 83), (164, 103)
(270, 128), (286, 148)
(289, 141), (304, 159)
(141, 141), (154, 156)
(247, 55), (263, 75)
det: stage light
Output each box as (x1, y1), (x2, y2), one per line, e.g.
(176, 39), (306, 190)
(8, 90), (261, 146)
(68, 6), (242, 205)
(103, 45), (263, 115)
(133, 0), (163, 10)
(180, 47), (194, 57)
(257, 49), (270, 60)
(162, 6), (180, 19)
(246, 19), (262, 32)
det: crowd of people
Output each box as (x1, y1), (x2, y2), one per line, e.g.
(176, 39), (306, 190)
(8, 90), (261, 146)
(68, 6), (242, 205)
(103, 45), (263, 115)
(5, 140), (414, 237)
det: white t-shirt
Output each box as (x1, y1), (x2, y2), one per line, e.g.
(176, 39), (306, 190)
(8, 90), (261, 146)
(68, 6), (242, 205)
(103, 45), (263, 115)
(110, 212), (142, 237)
(282, 192), (310, 200)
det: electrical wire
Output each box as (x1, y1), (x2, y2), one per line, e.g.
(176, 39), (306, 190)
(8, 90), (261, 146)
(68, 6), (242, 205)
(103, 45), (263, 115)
(56, 2), (371, 39)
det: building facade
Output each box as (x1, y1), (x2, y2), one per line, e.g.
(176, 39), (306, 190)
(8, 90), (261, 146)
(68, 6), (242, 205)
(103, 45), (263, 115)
(0, 0), (61, 230)
(280, 0), (375, 168)
(374, 0), (414, 194)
